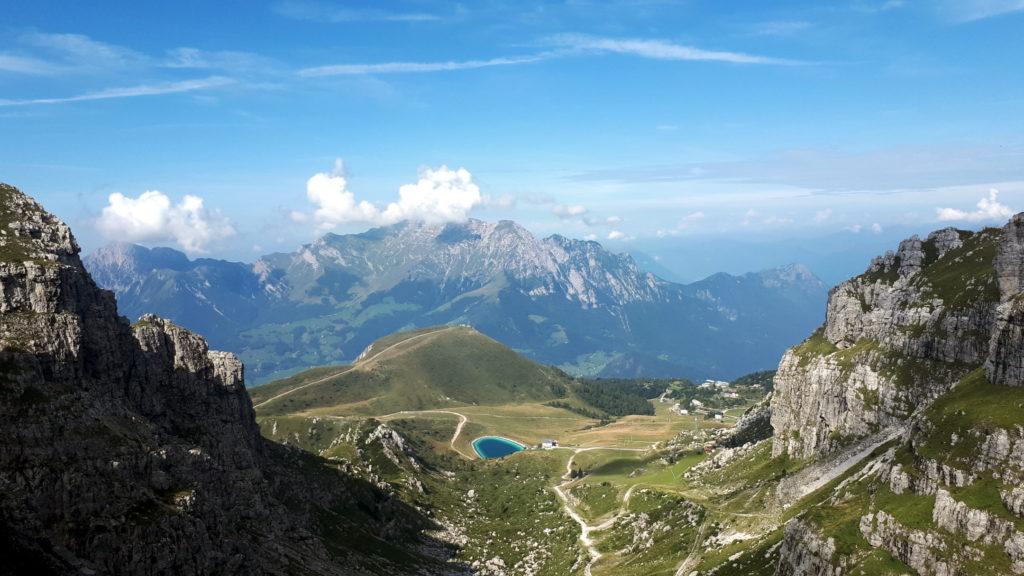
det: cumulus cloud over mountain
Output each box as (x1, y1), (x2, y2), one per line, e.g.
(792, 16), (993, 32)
(296, 159), (483, 229)
(96, 190), (235, 253)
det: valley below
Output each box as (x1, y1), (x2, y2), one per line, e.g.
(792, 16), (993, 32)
(246, 325), (798, 575)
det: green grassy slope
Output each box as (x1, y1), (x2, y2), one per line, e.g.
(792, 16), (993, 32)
(252, 325), (573, 415)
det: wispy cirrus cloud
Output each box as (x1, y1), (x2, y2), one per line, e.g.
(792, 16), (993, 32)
(938, 0), (1024, 22)
(547, 34), (800, 65)
(273, 0), (442, 23)
(0, 76), (235, 107)
(853, 0), (907, 14)
(299, 33), (793, 77)
(0, 53), (63, 75)
(567, 144), (1024, 193)
(0, 32), (144, 76)
(745, 20), (813, 37)
(163, 47), (277, 72)
(19, 31), (148, 72)
(298, 54), (547, 77)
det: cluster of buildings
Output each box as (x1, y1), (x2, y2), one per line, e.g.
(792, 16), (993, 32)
(698, 379), (730, 390)
(662, 378), (744, 421)
(669, 398), (724, 420)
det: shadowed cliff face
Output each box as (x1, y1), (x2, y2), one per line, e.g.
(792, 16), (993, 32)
(0, 183), (462, 575)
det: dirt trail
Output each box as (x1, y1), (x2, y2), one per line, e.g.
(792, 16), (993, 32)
(552, 447), (653, 576)
(376, 409), (472, 459)
(253, 326), (456, 410)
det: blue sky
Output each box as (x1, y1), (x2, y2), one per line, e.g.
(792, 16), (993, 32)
(2, 0), (1023, 278)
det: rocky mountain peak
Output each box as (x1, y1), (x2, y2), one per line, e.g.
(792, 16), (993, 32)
(758, 263), (825, 292)
(0, 182), (79, 264)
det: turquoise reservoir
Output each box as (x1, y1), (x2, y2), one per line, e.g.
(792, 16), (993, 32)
(472, 436), (525, 459)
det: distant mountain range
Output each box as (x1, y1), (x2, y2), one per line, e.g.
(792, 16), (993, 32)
(84, 219), (827, 383)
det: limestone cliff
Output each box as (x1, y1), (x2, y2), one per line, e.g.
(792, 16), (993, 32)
(771, 225), (1008, 459)
(0, 184), (458, 575)
(769, 213), (1024, 575)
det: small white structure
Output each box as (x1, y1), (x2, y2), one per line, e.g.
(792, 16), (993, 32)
(541, 440), (558, 450)
(670, 403), (689, 415)
(713, 413), (724, 421)
(724, 392), (740, 399)
(690, 399), (704, 408)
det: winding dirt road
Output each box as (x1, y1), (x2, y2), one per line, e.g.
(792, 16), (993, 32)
(552, 447), (652, 576)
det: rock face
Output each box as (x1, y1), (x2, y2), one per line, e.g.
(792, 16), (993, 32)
(0, 184), (455, 575)
(85, 222), (827, 382)
(769, 212), (1024, 576)
(722, 392), (773, 448)
(771, 224), (1010, 459)
(987, 214), (1024, 387)
(775, 520), (842, 576)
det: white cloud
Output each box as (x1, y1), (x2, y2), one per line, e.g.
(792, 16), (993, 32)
(813, 208), (833, 223)
(681, 211), (706, 223)
(936, 189), (1014, 222)
(656, 211), (705, 237)
(582, 215), (623, 227)
(381, 165), (482, 224)
(552, 204), (589, 218)
(607, 230), (634, 241)
(548, 34), (797, 65)
(846, 224), (863, 233)
(741, 209), (793, 227)
(302, 159), (483, 229)
(305, 160), (382, 227)
(871, 222), (884, 233)
(583, 233), (598, 241)
(96, 191), (235, 253)
(0, 76), (235, 107)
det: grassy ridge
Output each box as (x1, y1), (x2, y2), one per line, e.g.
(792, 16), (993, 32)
(253, 326), (572, 415)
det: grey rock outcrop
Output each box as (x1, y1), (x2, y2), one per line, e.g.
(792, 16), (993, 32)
(770, 212), (1024, 576)
(722, 392), (773, 448)
(0, 184), (456, 575)
(771, 223), (1007, 459)
(987, 214), (1024, 386)
(996, 213), (1024, 299)
(859, 511), (956, 576)
(774, 519), (843, 576)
